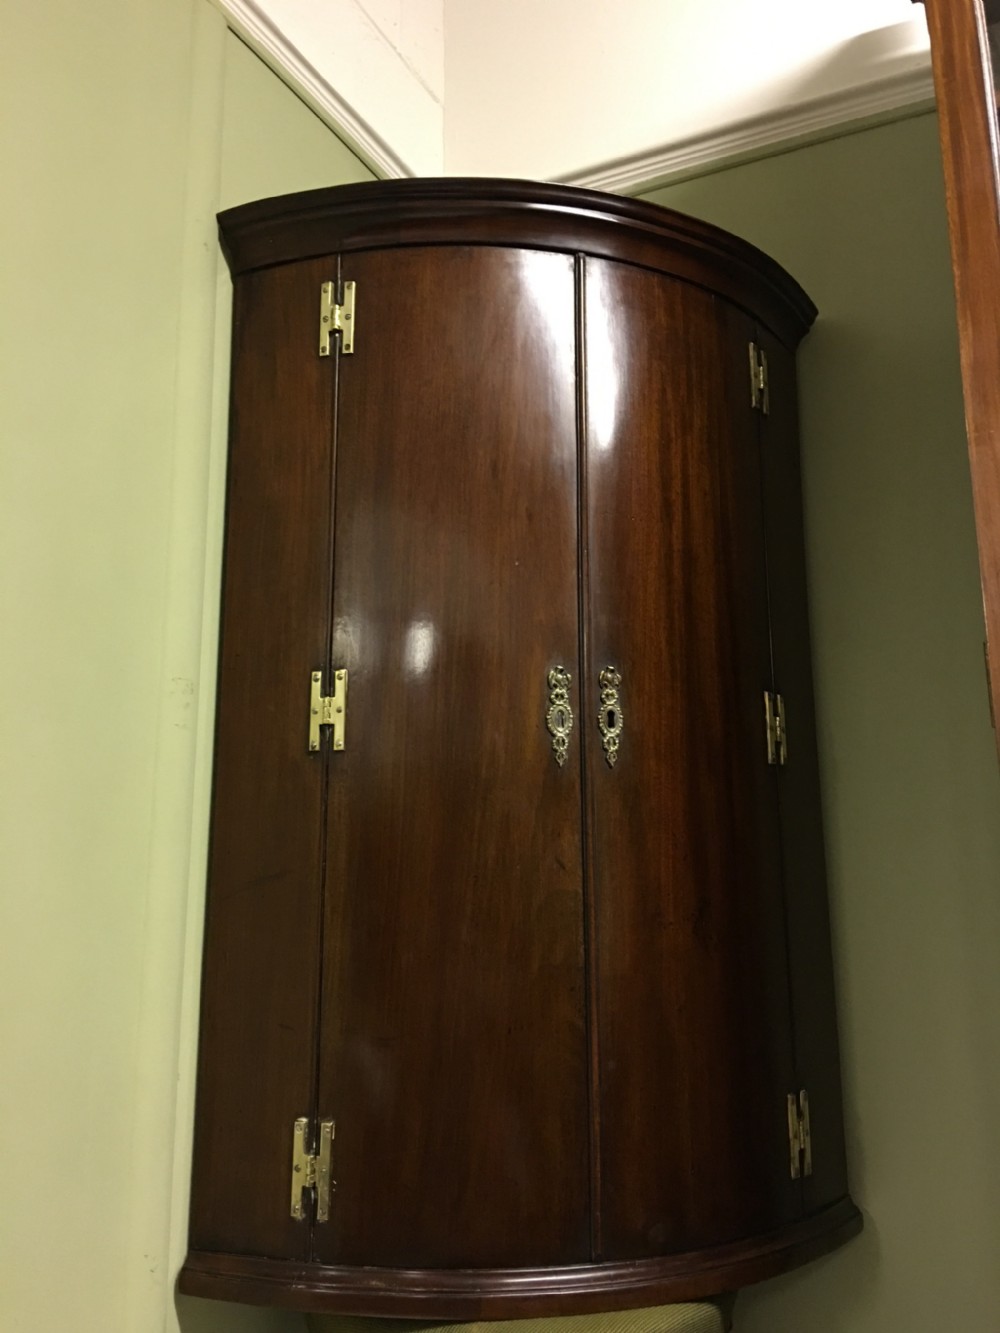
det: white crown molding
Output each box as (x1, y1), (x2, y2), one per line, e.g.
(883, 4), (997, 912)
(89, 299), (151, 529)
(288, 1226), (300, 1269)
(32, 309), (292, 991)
(211, 1), (932, 193)
(560, 62), (935, 196)
(210, 0), (414, 178)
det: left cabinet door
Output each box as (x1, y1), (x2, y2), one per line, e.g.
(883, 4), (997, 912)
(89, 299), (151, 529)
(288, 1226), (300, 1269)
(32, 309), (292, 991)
(314, 246), (591, 1270)
(189, 258), (341, 1258)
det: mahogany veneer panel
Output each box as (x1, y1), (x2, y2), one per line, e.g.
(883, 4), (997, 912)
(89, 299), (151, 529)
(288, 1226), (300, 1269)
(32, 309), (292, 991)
(756, 329), (850, 1215)
(315, 246), (589, 1269)
(584, 264), (799, 1259)
(188, 258), (335, 1258)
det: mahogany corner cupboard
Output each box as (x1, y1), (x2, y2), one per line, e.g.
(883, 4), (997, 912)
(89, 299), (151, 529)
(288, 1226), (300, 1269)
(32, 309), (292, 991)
(178, 179), (861, 1318)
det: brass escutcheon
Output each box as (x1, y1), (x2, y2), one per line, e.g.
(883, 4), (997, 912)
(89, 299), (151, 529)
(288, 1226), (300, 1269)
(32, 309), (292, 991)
(598, 666), (623, 767)
(546, 666), (574, 767)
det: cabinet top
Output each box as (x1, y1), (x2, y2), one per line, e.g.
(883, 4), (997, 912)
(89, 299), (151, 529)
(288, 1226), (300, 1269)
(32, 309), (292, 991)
(218, 178), (817, 348)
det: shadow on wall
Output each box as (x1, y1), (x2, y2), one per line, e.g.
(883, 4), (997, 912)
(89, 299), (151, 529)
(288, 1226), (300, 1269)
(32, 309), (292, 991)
(756, 16), (931, 119)
(177, 1292), (307, 1333)
(738, 1214), (882, 1332)
(579, 18), (933, 195)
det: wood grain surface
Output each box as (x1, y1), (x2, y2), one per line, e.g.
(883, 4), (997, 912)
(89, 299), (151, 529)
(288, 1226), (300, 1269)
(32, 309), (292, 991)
(756, 327), (850, 1215)
(179, 1196), (861, 1317)
(180, 181), (859, 1316)
(217, 179), (817, 354)
(583, 261), (799, 1259)
(314, 246), (590, 1269)
(922, 0), (1000, 751)
(188, 258), (336, 1257)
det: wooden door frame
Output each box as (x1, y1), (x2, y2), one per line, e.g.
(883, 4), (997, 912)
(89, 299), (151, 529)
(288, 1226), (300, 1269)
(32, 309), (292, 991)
(921, 0), (1000, 745)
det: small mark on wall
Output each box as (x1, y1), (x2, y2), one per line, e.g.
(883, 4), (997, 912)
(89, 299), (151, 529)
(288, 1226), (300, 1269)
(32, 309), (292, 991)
(169, 676), (196, 730)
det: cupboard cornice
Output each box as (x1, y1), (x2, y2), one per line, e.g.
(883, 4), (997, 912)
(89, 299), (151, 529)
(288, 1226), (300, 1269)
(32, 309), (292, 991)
(218, 178), (817, 351)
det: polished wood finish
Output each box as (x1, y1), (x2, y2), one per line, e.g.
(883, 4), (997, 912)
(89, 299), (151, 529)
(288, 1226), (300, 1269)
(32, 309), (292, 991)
(920, 0), (1000, 747)
(180, 180), (858, 1316)
(180, 1197), (861, 1319)
(584, 262), (798, 1258)
(315, 246), (589, 1268)
(757, 329), (850, 1214)
(217, 179), (816, 353)
(188, 258), (335, 1258)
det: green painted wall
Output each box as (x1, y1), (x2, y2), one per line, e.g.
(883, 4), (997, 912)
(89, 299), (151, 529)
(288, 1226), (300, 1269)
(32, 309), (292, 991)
(645, 114), (1000, 1332)
(6, 14), (997, 1331)
(1, 6), (370, 1332)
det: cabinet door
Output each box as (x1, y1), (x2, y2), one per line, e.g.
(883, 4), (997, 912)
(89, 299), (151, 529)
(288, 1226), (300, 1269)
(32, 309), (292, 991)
(756, 327), (850, 1218)
(189, 258), (336, 1259)
(583, 260), (800, 1259)
(314, 246), (590, 1269)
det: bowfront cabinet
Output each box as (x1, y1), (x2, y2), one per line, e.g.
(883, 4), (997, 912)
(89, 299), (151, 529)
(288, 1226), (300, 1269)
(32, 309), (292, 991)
(178, 180), (860, 1318)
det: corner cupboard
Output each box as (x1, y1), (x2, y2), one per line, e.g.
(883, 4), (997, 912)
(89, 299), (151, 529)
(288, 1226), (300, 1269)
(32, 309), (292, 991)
(179, 180), (861, 1318)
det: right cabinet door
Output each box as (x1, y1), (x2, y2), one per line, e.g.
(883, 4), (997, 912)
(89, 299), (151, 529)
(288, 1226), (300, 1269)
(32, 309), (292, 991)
(756, 325), (850, 1218)
(583, 259), (802, 1259)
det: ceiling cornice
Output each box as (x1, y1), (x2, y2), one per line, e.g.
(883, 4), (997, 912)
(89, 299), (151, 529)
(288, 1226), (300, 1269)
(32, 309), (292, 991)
(213, 0), (413, 178)
(561, 61), (934, 195)
(213, 3), (932, 194)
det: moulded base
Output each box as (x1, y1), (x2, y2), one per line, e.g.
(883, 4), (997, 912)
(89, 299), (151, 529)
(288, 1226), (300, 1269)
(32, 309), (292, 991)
(178, 1196), (861, 1319)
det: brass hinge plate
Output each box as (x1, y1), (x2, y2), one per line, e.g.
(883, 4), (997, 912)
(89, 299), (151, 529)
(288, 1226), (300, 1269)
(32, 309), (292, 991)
(750, 341), (769, 415)
(764, 690), (787, 766)
(290, 1116), (335, 1221)
(787, 1089), (813, 1179)
(309, 669), (348, 752)
(319, 280), (356, 357)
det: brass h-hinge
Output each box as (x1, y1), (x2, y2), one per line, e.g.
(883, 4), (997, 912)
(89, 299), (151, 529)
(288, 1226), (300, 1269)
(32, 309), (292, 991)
(749, 341), (769, 415)
(787, 1090), (813, 1179)
(309, 669), (348, 752)
(290, 1116), (335, 1221)
(319, 280), (356, 357)
(764, 690), (787, 766)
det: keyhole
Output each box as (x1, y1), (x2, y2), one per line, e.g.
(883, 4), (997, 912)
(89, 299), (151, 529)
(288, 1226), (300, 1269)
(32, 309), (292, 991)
(606, 708), (617, 730)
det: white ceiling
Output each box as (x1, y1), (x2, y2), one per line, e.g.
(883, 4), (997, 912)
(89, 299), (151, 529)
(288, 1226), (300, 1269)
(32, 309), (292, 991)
(216, 0), (932, 185)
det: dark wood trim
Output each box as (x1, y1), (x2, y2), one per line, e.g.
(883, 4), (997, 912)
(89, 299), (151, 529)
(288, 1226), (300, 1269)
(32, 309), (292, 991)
(178, 1198), (861, 1318)
(217, 179), (817, 351)
(921, 0), (1000, 747)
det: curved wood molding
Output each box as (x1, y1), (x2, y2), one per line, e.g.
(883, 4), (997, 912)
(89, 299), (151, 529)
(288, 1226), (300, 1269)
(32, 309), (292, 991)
(179, 1198), (862, 1318)
(218, 179), (817, 349)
